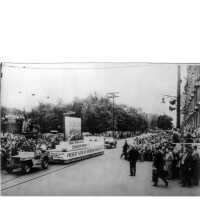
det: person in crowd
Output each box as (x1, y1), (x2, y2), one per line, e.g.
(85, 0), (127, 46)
(121, 140), (129, 160)
(182, 146), (193, 187)
(152, 147), (168, 187)
(185, 133), (193, 143)
(179, 146), (187, 185)
(172, 131), (180, 143)
(128, 145), (139, 176)
(191, 146), (200, 186)
(172, 147), (179, 179)
(1, 140), (7, 169)
(165, 147), (174, 179)
(139, 148), (144, 162)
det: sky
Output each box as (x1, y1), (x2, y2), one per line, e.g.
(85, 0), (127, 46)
(1, 63), (187, 124)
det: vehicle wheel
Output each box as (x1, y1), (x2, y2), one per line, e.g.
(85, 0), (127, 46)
(41, 158), (49, 169)
(6, 167), (13, 173)
(22, 163), (32, 174)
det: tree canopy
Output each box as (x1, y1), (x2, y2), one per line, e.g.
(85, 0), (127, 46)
(157, 114), (173, 130)
(25, 94), (149, 134)
(1, 93), (174, 134)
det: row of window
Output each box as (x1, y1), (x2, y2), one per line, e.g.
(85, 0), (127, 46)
(183, 66), (200, 130)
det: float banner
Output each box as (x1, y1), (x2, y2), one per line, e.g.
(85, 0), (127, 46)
(64, 116), (81, 140)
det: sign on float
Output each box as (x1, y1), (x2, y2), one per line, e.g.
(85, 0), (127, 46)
(64, 116), (81, 140)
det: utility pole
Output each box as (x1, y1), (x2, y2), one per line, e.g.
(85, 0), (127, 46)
(0, 62), (2, 135)
(107, 92), (119, 137)
(176, 65), (181, 129)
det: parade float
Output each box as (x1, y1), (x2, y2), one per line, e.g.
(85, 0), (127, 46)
(48, 116), (104, 163)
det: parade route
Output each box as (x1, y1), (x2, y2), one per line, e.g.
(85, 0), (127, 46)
(1, 139), (200, 196)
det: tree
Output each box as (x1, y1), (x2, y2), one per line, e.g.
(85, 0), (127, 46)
(1, 93), (155, 135)
(149, 114), (159, 129)
(81, 94), (112, 133)
(157, 114), (173, 130)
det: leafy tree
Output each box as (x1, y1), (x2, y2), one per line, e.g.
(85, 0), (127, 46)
(149, 114), (159, 129)
(157, 114), (173, 130)
(2, 93), (154, 135)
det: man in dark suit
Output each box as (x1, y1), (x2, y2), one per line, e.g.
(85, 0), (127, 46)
(192, 145), (200, 186)
(121, 140), (129, 160)
(153, 147), (168, 187)
(182, 146), (193, 187)
(128, 145), (139, 176)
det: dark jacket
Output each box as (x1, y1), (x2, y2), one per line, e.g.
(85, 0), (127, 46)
(192, 151), (200, 178)
(153, 151), (165, 170)
(184, 153), (193, 173)
(123, 143), (129, 153)
(128, 148), (139, 162)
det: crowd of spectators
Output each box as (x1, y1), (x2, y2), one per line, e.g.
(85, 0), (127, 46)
(122, 130), (200, 187)
(0, 133), (62, 170)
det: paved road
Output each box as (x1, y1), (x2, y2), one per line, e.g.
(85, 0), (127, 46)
(1, 139), (200, 195)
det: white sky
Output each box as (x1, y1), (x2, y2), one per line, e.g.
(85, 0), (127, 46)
(1, 63), (187, 124)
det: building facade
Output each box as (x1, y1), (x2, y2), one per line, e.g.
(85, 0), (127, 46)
(182, 65), (200, 132)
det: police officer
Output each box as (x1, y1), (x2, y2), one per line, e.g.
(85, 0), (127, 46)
(128, 145), (139, 176)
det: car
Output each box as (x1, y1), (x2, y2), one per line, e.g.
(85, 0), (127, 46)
(6, 148), (49, 174)
(104, 137), (117, 149)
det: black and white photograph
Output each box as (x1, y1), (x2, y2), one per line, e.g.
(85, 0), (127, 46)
(1, 0), (200, 198)
(0, 63), (200, 196)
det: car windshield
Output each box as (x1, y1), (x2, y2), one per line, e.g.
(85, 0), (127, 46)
(105, 137), (114, 142)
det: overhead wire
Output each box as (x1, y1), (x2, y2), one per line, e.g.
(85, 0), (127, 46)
(1, 62), (190, 70)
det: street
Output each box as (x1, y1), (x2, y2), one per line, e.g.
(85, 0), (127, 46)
(1, 139), (200, 196)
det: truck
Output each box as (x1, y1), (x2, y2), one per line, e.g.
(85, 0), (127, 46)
(6, 148), (49, 174)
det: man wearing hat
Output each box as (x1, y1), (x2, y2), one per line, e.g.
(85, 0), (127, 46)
(152, 147), (168, 187)
(182, 145), (193, 187)
(128, 144), (139, 176)
(192, 145), (200, 186)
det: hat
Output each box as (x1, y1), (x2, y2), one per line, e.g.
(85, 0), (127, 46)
(185, 144), (192, 150)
